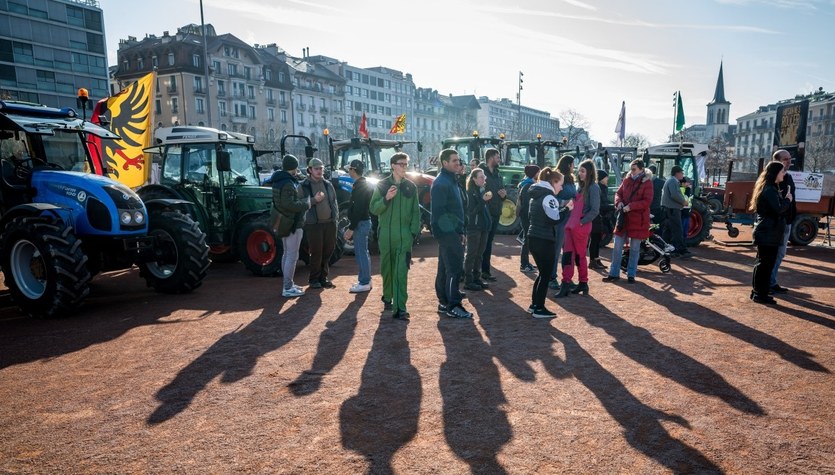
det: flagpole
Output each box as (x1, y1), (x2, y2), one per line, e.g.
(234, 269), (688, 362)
(200, 0), (213, 129)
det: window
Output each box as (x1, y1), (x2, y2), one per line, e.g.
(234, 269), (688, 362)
(155, 99), (162, 114)
(152, 56), (158, 67)
(212, 60), (220, 73)
(168, 76), (177, 91)
(247, 85), (255, 99)
(193, 54), (200, 68)
(193, 76), (203, 92)
(228, 63), (237, 76)
(244, 67), (251, 80)
(218, 101), (227, 116)
(196, 98), (204, 114)
(137, 57), (144, 70)
(249, 106), (256, 119)
(171, 97), (179, 113)
(280, 110), (287, 122)
(279, 91), (286, 105)
(278, 71), (284, 82)
(168, 53), (175, 66)
(268, 108), (275, 121)
(265, 68), (272, 81)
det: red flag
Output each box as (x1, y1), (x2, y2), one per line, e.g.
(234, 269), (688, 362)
(358, 112), (369, 138)
(389, 113), (406, 134)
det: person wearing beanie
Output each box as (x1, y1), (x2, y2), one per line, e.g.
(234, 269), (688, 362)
(271, 154), (320, 298)
(300, 156), (339, 288)
(516, 164), (541, 273)
(588, 169), (613, 269)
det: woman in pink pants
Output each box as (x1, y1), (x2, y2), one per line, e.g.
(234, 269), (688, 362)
(556, 159), (600, 297)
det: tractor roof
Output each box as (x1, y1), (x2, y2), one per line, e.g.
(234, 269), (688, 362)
(0, 100), (119, 139)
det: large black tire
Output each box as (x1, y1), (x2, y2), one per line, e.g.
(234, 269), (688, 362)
(789, 214), (819, 246)
(237, 216), (282, 276)
(497, 187), (521, 234)
(139, 211), (209, 293)
(684, 199), (713, 248)
(0, 215), (91, 318)
(707, 196), (724, 215)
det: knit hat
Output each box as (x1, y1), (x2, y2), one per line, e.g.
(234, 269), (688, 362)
(348, 159), (365, 174)
(596, 169), (609, 181)
(307, 157), (324, 169)
(282, 154), (299, 171)
(524, 164), (541, 179)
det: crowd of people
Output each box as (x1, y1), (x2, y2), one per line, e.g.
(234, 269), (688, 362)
(269, 147), (799, 318)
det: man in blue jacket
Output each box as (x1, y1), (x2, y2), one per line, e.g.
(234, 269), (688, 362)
(432, 149), (473, 319)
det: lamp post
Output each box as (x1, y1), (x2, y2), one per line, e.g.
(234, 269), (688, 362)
(200, 0), (213, 129)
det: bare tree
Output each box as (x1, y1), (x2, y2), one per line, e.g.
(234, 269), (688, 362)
(559, 109), (591, 147)
(804, 134), (835, 173)
(448, 113), (479, 139)
(706, 136), (735, 183)
(610, 133), (651, 149)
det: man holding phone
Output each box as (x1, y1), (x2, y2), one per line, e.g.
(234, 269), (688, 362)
(370, 152), (421, 320)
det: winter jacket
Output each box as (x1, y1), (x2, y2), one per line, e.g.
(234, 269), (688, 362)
(466, 185), (492, 232)
(299, 177), (338, 225)
(753, 184), (790, 246)
(347, 176), (373, 230)
(661, 176), (688, 210)
(554, 181), (577, 230)
(479, 163), (504, 218)
(527, 182), (568, 241)
(613, 170), (654, 240)
(370, 174), (421, 243)
(778, 173), (797, 224)
(517, 177), (534, 220)
(430, 167), (466, 237)
(270, 171), (311, 237)
(579, 183), (600, 225)
(592, 183), (614, 233)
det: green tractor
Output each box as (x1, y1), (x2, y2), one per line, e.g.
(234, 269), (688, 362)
(502, 136), (583, 233)
(640, 142), (713, 247)
(140, 127), (343, 276)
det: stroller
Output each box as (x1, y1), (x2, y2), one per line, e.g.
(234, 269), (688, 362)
(620, 224), (674, 273)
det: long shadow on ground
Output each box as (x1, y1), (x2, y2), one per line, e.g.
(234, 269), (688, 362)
(560, 293), (767, 415)
(339, 316), (420, 475)
(147, 295), (320, 424)
(551, 327), (723, 473)
(288, 292), (368, 396)
(437, 315), (512, 474)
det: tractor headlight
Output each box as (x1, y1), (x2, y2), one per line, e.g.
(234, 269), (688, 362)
(120, 211), (132, 225)
(133, 211), (145, 225)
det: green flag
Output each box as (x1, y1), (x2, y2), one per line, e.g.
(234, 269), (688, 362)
(674, 91), (686, 133)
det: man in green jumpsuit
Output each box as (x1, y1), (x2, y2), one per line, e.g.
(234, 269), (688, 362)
(370, 152), (421, 320)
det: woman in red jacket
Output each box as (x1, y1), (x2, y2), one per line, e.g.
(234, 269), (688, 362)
(603, 159), (654, 284)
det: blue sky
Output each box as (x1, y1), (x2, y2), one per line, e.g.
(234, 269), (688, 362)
(99, 0), (835, 144)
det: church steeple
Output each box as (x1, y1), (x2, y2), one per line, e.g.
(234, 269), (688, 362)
(709, 61), (729, 105)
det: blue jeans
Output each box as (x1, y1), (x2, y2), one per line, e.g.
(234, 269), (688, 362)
(608, 233), (642, 278)
(353, 219), (372, 285)
(770, 224), (791, 287)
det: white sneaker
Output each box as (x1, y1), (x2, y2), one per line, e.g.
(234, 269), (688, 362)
(292, 285), (304, 292)
(282, 287), (305, 298)
(349, 282), (372, 293)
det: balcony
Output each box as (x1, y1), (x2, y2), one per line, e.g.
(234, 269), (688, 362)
(266, 98), (276, 106)
(232, 91), (245, 99)
(194, 87), (206, 95)
(217, 90), (226, 97)
(320, 107), (328, 113)
(309, 106), (317, 112)
(247, 94), (257, 103)
(232, 113), (248, 124)
(167, 86), (177, 94)
(297, 104), (306, 111)
(279, 101), (288, 108)
(218, 111), (228, 117)
(171, 107), (179, 114)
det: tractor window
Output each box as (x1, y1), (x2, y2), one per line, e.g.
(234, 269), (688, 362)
(41, 130), (90, 172)
(679, 156), (695, 183)
(541, 147), (559, 168)
(339, 148), (370, 174)
(0, 131), (33, 164)
(161, 149), (181, 184)
(221, 143), (258, 185)
(506, 146), (532, 167)
(178, 144), (217, 185)
(377, 147), (398, 174)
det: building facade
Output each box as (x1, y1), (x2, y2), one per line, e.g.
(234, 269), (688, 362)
(0, 0), (108, 109)
(476, 97), (560, 142)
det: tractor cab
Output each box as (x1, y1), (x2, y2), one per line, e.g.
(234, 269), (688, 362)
(439, 132), (503, 174)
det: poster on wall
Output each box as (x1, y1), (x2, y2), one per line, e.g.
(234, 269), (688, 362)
(773, 100), (809, 171)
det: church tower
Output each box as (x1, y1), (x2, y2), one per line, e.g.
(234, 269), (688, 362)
(705, 61), (731, 141)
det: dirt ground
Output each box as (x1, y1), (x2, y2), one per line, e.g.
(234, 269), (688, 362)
(1, 225), (834, 474)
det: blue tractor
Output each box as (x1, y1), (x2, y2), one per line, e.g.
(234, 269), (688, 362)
(0, 101), (209, 317)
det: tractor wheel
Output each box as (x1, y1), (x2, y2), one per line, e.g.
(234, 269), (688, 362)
(209, 246), (239, 263)
(0, 215), (91, 318)
(707, 196), (724, 215)
(139, 210), (209, 293)
(497, 187), (521, 234)
(789, 214), (819, 246)
(237, 216), (282, 276)
(684, 199), (713, 248)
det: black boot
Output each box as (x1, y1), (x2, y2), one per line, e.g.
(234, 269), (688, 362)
(554, 281), (572, 298)
(571, 282), (589, 295)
